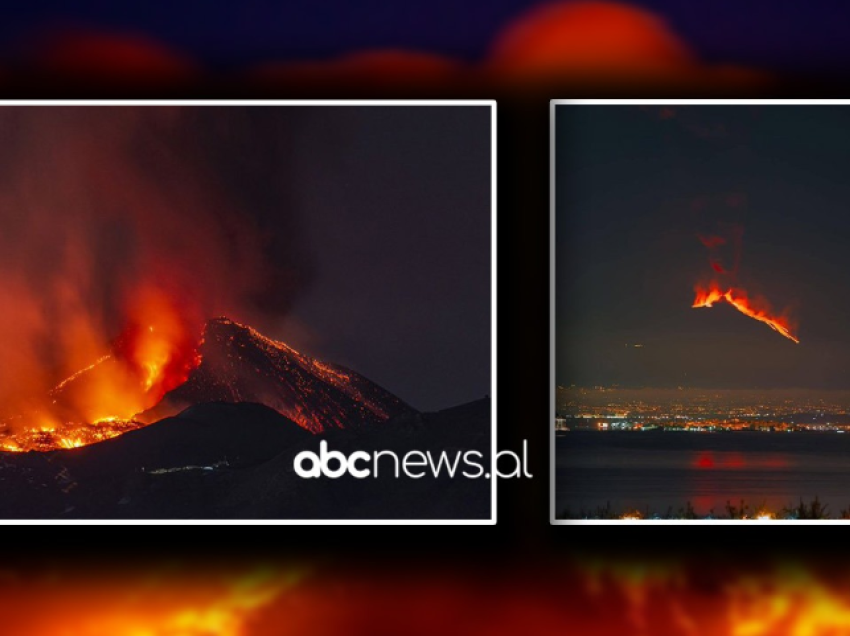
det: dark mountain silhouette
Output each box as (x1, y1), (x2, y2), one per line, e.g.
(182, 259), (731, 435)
(144, 318), (415, 432)
(0, 318), (489, 520)
(0, 399), (491, 519)
(1, 317), (415, 452)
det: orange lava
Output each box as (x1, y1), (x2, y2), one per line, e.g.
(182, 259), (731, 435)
(0, 286), (202, 453)
(116, 285), (202, 403)
(693, 284), (799, 344)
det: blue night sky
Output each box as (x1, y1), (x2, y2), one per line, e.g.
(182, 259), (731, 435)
(0, 1), (848, 73)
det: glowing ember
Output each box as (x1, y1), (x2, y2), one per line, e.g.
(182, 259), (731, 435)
(0, 417), (145, 453)
(693, 283), (799, 344)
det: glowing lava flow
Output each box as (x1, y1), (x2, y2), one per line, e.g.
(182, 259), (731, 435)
(0, 287), (203, 453)
(693, 284), (799, 343)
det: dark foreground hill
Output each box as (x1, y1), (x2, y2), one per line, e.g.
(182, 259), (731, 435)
(0, 398), (491, 520)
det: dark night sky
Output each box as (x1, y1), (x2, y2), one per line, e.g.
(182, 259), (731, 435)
(0, 106), (490, 414)
(2, 1), (850, 73)
(556, 104), (850, 390)
(274, 107), (491, 411)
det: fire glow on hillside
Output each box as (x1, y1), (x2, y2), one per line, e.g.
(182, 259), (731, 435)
(0, 108), (305, 453)
(0, 315), (409, 452)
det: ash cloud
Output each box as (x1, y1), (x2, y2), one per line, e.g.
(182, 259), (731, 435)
(692, 193), (746, 278)
(0, 107), (311, 417)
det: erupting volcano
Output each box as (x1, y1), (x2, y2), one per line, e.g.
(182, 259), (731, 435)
(0, 285), (204, 452)
(150, 317), (414, 432)
(0, 105), (491, 520)
(692, 283), (799, 343)
(691, 211), (798, 343)
(0, 317), (413, 452)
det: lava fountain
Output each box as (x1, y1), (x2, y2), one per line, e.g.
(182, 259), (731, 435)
(0, 286), (203, 453)
(0, 107), (308, 452)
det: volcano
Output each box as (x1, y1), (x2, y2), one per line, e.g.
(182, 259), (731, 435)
(0, 318), (490, 520)
(1, 317), (415, 452)
(144, 317), (415, 433)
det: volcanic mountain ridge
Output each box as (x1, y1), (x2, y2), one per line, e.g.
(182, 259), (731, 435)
(1, 317), (415, 451)
(146, 317), (415, 433)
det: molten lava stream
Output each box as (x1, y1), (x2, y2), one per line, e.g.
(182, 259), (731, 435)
(692, 285), (798, 344)
(0, 295), (203, 453)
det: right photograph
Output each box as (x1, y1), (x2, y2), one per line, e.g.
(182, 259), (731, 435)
(552, 100), (850, 522)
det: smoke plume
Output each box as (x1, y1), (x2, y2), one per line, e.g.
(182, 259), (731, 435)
(0, 106), (310, 436)
(691, 193), (797, 343)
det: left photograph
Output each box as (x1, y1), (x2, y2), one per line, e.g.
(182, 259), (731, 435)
(0, 101), (495, 522)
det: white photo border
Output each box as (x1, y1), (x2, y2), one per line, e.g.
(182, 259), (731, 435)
(0, 99), (497, 526)
(550, 98), (850, 526)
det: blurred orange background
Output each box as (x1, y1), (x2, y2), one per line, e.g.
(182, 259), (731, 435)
(3, 557), (849, 636)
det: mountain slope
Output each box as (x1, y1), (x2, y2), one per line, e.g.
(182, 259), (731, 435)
(144, 318), (415, 433)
